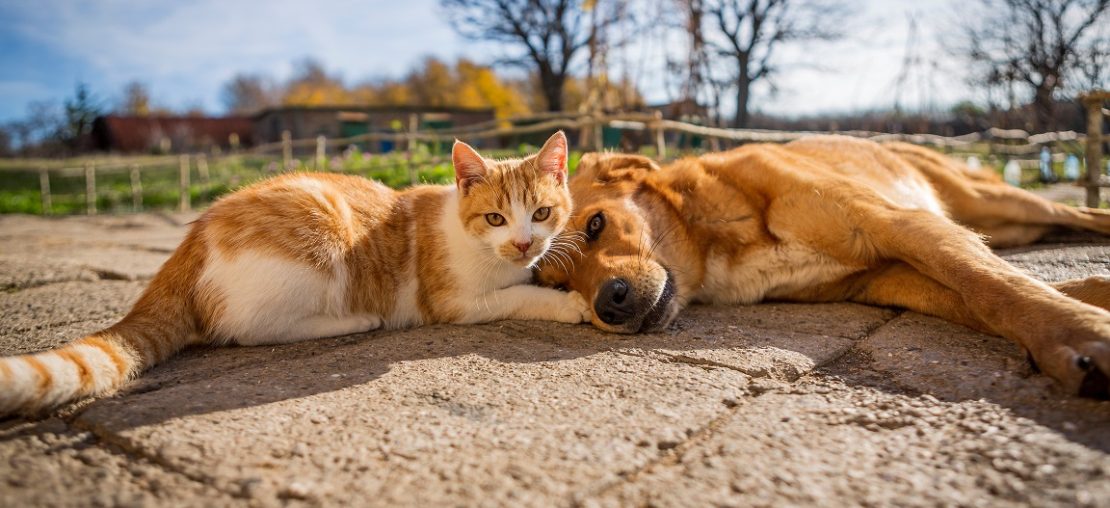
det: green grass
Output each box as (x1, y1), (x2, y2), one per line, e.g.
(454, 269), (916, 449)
(3, 141), (1099, 215)
(0, 144), (582, 215)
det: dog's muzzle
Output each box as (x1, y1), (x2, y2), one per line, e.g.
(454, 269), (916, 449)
(594, 270), (678, 333)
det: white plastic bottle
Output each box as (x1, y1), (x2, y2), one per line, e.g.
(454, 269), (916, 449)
(1004, 160), (1022, 186)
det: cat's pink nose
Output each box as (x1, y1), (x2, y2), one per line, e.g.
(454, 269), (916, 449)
(513, 240), (532, 254)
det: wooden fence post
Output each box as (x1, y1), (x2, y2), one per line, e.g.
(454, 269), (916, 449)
(197, 154), (210, 184)
(577, 117), (592, 150)
(652, 111), (666, 160)
(1083, 93), (1105, 208)
(316, 135), (327, 171)
(407, 114), (419, 185)
(179, 154), (191, 212)
(708, 129), (721, 152)
(84, 164), (96, 215)
(130, 165), (143, 211)
(282, 130), (293, 170)
(38, 168), (51, 215)
(592, 114), (604, 151)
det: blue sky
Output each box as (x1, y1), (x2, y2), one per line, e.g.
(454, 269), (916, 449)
(0, 0), (970, 123)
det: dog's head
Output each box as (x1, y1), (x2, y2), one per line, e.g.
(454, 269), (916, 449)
(536, 153), (682, 333)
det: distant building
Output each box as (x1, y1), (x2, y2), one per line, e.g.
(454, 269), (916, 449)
(251, 105), (497, 152)
(91, 106), (498, 154)
(92, 115), (254, 153)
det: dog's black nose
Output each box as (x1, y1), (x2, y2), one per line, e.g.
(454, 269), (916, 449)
(595, 278), (635, 325)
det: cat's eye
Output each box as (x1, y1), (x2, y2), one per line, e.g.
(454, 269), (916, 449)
(532, 207), (551, 222)
(586, 212), (605, 240)
(485, 213), (506, 227)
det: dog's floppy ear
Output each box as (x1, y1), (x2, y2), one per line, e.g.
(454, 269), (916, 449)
(575, 152), (660, 184)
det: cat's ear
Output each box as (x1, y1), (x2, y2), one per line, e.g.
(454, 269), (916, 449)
(536, 131), (568, 184)
(452, 140), (487, 194)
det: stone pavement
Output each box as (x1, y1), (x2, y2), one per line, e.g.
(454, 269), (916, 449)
(0, 207), (1108, 507)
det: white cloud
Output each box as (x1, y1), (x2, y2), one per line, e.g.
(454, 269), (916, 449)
(0, 0), (973, 120)
(1, 0), (477, 114)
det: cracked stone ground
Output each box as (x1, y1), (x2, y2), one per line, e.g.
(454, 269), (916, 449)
(1, 202), (1108, 507)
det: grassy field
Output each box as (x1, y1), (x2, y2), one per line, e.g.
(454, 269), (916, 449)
(0, 142), (1100, 215)
(0, 145), (595, 215)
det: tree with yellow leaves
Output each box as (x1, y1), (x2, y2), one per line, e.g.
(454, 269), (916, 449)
(282, 58), (353, 106)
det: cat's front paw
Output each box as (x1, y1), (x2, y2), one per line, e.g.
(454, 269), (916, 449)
(553, 291), (592, 324)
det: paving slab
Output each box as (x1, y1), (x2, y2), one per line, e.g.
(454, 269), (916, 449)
(74, 325), (751, 506)
(0, 418), (234, 508)
(0, 280), (146, 355)
(833, 312), (1110, 449)
(0, 246), (173, 282)
(999, 243), (1110, 283)
(0, 256), (100, 290)
(0, 209), (1108, 507)
(0, 213), (190, 282)
(490, 303), (895, 381)
(589, 377), (1110, 508)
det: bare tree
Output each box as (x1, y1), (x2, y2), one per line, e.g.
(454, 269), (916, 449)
(22, 102), (62, 143)
(439, 0), (624, 112)
(1073, 34), (1110, 92)
(701, 0), (850, 128)
(665, 0), (718, 121)
(120, 81), (154, 116)
(0, 125), (12, 157)
(62, 83), (101, 152)
(959, 0), (1110, 131)
(222, 73), (278, 114)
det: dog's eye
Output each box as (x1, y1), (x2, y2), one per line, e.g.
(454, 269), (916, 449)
(485, 213), (506, 227)
(586, 212), (605, 240)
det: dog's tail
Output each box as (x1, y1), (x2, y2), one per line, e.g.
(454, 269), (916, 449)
(0, 231), (207, 417)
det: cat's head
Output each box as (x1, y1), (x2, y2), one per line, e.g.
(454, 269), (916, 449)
(452, 131), (571, 268)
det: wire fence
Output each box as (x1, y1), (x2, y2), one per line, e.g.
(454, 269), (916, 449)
(3, 101), (1108, 216)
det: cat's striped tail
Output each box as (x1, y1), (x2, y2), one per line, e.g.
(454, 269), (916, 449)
(0, 233), (205, 418)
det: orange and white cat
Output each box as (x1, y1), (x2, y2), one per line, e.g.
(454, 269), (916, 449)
(0, 131), (589, 417)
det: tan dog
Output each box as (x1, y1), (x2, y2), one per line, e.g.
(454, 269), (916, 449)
(536, 135), (1110, 399)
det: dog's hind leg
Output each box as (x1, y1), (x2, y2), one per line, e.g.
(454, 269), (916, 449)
(948, 181), (1110, 244)
(845, 262), (996, 335)
(848, 266), (1110, 331)
(855, 206), (1110, 398)
(887, 141), (1110, 243)
(1053, 276), (1110, 312)
(976, 223), (1053, 248)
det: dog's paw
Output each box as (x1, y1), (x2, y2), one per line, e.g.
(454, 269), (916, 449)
(1031, 331), (1110, 400)
(552, 291), (591, 324)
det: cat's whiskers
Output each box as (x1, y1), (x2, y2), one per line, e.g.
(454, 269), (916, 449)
(553, 241), (578, 265)
(544, 246), (571, 274)
(555, 231), (586, 255)
(542, 239), (578, 273)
